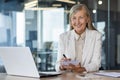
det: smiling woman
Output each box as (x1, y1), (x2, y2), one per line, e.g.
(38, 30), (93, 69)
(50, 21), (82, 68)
(70, 6), (89, 35)
(55, 4), (102, 73)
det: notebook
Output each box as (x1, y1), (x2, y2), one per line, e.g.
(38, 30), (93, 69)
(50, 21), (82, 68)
(0, 47), (62, 78)
(95, 71), (120, 78)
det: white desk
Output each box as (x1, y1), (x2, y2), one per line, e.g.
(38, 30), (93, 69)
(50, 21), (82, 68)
(0, 70), (120, 80)
(0, 73), (39, 80)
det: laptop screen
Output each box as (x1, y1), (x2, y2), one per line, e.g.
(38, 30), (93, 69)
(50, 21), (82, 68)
(0, 47), (40, 78)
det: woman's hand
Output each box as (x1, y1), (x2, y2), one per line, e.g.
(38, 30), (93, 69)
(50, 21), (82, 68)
(60, 60), (86, 73)
(59, 57), (86, 73)
(69, 64), (86, 73)
(59, 57), (71, 70)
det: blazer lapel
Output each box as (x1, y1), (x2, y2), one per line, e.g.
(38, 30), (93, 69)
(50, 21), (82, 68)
(82, 29), (91, 65)
(67, 30), (76, 60)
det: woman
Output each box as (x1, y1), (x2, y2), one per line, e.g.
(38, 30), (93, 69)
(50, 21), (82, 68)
(55, 4), (102, 73)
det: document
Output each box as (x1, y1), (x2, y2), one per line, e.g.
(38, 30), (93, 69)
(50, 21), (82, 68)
(95, 71), (120, 78)
(61, 60), (79, 66)
(76, 73), (101, 79)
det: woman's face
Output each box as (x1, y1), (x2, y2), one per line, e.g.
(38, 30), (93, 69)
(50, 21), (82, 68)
(71, 9), (88, 35)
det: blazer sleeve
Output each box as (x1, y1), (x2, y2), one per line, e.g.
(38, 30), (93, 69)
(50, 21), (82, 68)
(84, 32), (102, 72)
(55, 34), (65, 72)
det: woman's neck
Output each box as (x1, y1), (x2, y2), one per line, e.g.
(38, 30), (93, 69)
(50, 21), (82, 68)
(74, 29), (85, 35)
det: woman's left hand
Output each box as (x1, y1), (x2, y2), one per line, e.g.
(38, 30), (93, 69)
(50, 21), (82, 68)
(69, 64), (86, 73)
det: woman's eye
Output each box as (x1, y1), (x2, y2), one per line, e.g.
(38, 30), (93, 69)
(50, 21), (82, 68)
(79, 16), (84, 19)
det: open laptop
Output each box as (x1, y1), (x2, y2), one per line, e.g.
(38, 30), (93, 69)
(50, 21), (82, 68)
(0, 47), (62, 78)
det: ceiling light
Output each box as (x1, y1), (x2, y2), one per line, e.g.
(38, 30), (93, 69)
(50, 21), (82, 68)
(98, 0), (103, 5)
(52, 4), (62, 7)
(92, 9), (96, 14)
(25, 3), (37, 9)
(24, 0), (38, 9)
(57, 0), (76, 4)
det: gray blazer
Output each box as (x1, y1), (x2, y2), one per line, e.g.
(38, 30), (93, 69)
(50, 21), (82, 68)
(55, 28), (102, 72)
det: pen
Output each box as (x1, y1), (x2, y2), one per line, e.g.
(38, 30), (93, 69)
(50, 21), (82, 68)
(63, 54), (67, 58)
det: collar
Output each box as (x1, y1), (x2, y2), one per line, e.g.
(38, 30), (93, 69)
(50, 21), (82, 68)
(73, 29), (86, 41)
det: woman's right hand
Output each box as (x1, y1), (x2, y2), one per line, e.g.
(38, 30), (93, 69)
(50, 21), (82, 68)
(59, 57), (71, 70)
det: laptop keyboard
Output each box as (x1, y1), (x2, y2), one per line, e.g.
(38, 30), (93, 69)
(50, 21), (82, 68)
(39, 71), (62, 78)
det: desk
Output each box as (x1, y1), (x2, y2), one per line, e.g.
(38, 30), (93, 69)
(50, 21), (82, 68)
(0, 70), (120, 80)
(41, 71), (120, 80)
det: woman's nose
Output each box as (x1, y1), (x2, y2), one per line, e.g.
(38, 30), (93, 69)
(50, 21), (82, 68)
(76, 19), (80, 25)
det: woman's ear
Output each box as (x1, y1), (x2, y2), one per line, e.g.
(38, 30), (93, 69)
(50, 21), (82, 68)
(87, 17), (90, 23)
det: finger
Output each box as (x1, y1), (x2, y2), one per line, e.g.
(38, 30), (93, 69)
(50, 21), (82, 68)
(61, 57), (66, 61)
(61, 58), (70, 61)
(67, 58), (70, 61)
(60, 65), (67, 70)
(59, 65), (64, 70)
(69, 64), (76, 70)
(76, 64), (81, 67)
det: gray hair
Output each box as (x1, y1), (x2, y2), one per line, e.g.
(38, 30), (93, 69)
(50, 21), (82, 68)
(69, 4), (96, 30)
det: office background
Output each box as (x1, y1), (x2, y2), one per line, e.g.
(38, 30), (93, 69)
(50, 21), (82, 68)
(0, 0), (120, 72)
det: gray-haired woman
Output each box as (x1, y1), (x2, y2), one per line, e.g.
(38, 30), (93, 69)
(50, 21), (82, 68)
(56, 4), (102, 73)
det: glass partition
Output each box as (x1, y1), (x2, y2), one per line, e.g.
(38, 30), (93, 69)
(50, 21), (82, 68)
(25, 8), (65, 71)
(0, 0), (120, 71)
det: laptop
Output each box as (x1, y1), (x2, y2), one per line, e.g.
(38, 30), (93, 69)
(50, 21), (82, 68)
(0, 47), (62, 78)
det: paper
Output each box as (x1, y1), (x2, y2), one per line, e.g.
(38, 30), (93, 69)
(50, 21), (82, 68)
(76, 73), (102, 79)
(95, 71), (120, 78)
(61, 60), (79, 66)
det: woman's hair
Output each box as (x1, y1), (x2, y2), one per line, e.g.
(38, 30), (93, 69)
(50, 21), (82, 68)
(69, 4), (96, 30)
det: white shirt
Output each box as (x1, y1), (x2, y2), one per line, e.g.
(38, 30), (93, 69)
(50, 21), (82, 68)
(73, 30), (86, 64)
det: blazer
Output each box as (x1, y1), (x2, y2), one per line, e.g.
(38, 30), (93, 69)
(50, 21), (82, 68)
(55, 28), (102, 72)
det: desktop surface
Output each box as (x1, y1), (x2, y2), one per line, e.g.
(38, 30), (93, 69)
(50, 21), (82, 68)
(0, 70), (120, 80)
